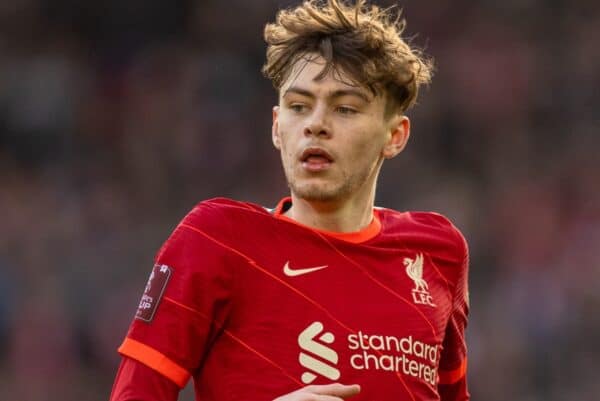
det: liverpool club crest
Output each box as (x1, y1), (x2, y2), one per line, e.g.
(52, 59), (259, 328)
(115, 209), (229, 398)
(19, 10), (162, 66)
(404, 253), (436, 307)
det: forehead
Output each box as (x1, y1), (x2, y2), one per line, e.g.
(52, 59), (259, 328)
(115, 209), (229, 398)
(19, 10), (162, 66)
(280, 55), (372, 98)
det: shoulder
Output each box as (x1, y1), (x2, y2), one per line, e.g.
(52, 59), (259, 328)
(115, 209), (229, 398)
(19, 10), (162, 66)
(409, 211), (467, 252)
(157, 197), (269, 253)
(190, 197), (268, 217)
(182, 197), (269, 230)
(377, 208), (468, 264)
(154, 198), (270, 271)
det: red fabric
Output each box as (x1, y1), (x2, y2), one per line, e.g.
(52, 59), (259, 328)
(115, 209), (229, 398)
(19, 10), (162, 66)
(109, 357), (178, 401)
(439, 376), (470, 401)
(116, 197), (469, 401)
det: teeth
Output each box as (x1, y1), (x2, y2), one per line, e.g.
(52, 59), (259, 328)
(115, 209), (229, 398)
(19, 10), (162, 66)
(307, 155), (329, 162)
(301, 149), (331, 162)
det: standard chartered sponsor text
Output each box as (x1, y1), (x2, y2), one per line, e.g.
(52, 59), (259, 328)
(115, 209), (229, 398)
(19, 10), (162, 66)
(347, 331), (439, 385)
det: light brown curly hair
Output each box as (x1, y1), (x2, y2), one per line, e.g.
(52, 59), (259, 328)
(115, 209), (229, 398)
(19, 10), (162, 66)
(262, 0), (433, 115)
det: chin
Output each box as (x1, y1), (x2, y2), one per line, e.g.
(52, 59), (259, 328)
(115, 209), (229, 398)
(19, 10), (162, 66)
(296, 190), (338, 202)
(289, 181), (351, 203)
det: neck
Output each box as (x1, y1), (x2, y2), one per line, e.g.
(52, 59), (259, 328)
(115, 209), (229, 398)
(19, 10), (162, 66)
(285, 187), (377, 233)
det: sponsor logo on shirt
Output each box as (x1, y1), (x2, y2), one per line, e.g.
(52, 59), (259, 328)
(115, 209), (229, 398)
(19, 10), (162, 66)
(136, 264), (172, 322)
(404, 253), (436, 307)
(347, 330), (439, 386)
(298, 322), (440, 386)
(298, 321), (340, 383)
(284, 261), (328, 277)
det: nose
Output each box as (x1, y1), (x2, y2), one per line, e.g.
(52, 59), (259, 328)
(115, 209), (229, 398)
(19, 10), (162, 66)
(304, 106), (331, 138)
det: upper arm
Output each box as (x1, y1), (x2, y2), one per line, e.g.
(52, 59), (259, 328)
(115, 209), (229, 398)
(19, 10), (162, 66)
(438, 239), (470, 401)
(117, 205), (237, 388)
(109, 356), (179, 401)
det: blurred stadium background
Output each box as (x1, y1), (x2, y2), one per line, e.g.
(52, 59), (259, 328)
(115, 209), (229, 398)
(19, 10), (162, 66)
(0, 0), (599, 400)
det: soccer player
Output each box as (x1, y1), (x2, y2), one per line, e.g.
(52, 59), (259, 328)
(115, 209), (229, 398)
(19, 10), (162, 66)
(109, 0), (470, 400)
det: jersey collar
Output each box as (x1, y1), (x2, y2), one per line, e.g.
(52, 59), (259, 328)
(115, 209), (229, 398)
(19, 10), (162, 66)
(273, 197), (381, 244)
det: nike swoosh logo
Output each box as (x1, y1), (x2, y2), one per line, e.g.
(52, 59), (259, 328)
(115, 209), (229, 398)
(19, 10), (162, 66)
(283, 261), (328, 277)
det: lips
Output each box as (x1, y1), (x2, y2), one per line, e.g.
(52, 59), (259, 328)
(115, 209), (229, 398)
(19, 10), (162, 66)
(300, 147), (333, 172)
(300, 147), (334, 163)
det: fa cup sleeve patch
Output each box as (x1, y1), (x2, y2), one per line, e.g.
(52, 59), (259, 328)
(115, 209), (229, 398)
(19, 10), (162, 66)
(136, 264), (172, 322)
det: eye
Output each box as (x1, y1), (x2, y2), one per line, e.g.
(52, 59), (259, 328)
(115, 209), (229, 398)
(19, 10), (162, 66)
(336, 106), (358, 115)
(289, 104), (308, 113)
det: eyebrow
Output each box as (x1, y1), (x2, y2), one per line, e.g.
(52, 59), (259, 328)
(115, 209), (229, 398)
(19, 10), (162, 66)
(283, 86), (372, 103)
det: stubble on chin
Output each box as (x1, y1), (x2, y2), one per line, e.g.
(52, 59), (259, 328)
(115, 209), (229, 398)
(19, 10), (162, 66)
(289, 183), (340, 202)
(286, 171), (355, 202)
(281, 149), (375, 203)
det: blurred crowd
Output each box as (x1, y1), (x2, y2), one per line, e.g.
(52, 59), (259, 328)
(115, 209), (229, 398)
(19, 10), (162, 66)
(0, 1), (599, 400)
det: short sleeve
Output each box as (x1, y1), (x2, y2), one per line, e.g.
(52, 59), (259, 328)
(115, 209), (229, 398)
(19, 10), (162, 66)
(118, 205), (236, 388)
(109, 357), (179, 401)
(438, 236), (470, 401)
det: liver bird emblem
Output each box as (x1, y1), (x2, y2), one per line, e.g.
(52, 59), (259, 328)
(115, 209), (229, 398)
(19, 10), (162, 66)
(404, 253), (428, 292)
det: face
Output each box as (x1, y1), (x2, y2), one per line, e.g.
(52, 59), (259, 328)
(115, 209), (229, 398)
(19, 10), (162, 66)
(272, 55), (410, 203)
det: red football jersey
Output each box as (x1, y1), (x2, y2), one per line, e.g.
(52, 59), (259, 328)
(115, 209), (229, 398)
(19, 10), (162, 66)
(118, 197), (470, 401)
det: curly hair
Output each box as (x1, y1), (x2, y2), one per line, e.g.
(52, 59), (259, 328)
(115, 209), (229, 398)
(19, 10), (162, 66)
(262, 0), (433, 115)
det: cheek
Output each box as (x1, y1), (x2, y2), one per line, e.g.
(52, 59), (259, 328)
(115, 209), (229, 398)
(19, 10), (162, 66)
(278, 117), (303, 148)
(277, 130), (297, 162)
(348, 131), (385, 161)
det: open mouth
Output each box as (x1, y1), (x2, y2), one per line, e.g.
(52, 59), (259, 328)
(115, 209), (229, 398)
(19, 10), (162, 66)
(300, 147), (333, 171)
(300, 147), (333, 163)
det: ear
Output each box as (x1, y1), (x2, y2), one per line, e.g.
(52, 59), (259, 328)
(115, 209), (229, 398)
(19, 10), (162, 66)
(272, 106), (281, 150)
(382, 115), (410, 159)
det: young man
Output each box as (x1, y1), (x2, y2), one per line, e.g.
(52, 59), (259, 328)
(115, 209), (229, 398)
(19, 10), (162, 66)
(110, 1), (470, 400)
